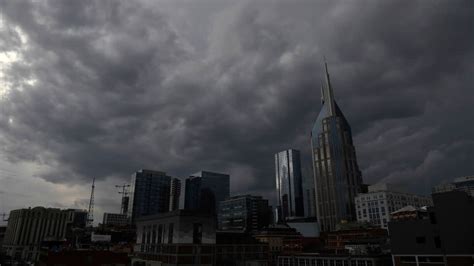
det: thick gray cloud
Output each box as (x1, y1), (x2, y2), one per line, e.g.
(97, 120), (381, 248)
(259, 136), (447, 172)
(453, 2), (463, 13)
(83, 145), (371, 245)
(0, 0), (473, 213)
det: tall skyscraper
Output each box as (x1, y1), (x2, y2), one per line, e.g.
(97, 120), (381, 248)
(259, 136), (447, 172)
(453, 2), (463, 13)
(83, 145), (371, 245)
(184, 171), (230, 215)
(128, 169), (171, 223)
(169, 178), (181, 211)
(311, 62), (363, 231)
(275, 149), (304, 221)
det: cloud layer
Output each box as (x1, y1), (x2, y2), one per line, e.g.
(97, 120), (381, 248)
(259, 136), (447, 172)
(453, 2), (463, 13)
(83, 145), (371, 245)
(0, 0), (473, 215)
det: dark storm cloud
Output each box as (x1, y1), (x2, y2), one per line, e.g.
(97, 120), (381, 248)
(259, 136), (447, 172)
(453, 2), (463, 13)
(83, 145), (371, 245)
(0, 0), (473, 203)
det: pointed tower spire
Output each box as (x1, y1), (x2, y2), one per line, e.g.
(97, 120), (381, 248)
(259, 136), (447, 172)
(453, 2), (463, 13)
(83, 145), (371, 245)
(320, 79), (325, 104)
(323, 58), (336, 116)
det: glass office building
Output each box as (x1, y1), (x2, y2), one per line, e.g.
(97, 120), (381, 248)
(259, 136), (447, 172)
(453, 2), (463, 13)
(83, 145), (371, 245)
(218, 195), (271, 232)
(311, 63), (363, 232)
(275, 149), (304, 221)
(184, 171), (230, 215)
(128, 169), (171, 223)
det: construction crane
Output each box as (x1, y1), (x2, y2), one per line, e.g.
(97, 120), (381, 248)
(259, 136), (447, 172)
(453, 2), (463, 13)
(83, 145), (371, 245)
(115, 183), (130, 215)
(87, 177), (95, 227)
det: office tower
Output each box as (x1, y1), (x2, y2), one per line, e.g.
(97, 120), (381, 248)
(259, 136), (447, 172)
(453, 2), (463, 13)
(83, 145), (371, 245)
(169, 178), (181, 211)
(433, 175), (474, 197)
(275, 149), (304, 221)
(355, 183), (432, 228)
(128, 169), (171, 223)
(311, 62), (363, 231)
(218, 195), (271, 232)
(184, 171), (230, 215)
(2, 207), (86, 262)
(303, 168), (317, 218)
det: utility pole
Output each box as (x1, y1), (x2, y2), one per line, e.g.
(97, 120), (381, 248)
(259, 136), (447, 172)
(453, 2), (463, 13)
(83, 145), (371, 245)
(115, 184), (130, 215)
(87, 177), (95, 227)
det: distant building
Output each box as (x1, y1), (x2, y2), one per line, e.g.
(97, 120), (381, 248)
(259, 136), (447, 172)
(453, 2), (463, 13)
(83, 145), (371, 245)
(433, 175), (474, 197)
(355, 183), (432, 228)
(275, 149), (304, 221)
(218, 195), (271, 232)
(389, 190), (474, 266)
(324, 224), (388, 254)
(254, 224), (303, 264)
(310, 62), (363, 232)
(128, 169), (172, 223)
(2, 207), (87, 262)
(303, 171), (316, 218)
(278, 254), (392, 266)
(121, 196), (129, 215)
(286, 217), (320, 238)
(102, 213), (129, 227)
(184, 171), (230, 215)
(0, 225), (6, 248)
(169, 177), (181, 211)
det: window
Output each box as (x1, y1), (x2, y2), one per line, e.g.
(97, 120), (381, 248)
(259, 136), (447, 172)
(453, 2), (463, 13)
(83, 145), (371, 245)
(416, 236), (426, 244)
(434, 236), (441, 248)
(193, 223), (203, 244)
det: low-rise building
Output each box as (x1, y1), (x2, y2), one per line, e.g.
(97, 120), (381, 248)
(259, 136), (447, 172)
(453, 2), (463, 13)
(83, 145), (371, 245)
(218, 195), (271, 233)
(433, 175), (474, 197)
(103, 212), (130, 227)
(278, 254), (392, 266)
(389, 190), (474, 266)
(133, 210), (269, 266)
(324, 223), (388, 254)
(355, 183), (432, 228)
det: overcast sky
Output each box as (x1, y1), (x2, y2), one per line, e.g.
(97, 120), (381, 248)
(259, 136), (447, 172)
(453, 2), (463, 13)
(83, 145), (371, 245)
(0, 0), (473, 225)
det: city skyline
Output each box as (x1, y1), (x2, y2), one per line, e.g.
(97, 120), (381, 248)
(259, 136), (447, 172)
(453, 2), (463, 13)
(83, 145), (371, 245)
(0, 0), (473, 226)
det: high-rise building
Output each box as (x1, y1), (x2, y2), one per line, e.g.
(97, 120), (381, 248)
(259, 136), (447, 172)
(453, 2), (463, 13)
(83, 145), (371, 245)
(311, 62), (363, 231)
(169, 178), (181, 211)
(433, 175), (474, 197)
(275, 149), (304, 221)
(184, 171), (230, 215)
(218, 195), (271, 232)
(2, 207), (87, 262)
(128, 169), (171, 223)
(303, 168), (317, 218)
(355, 183), (432, 228)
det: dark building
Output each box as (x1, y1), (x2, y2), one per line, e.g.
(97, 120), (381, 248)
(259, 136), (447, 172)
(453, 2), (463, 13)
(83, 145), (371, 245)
(128, 169), (172, 223)
(37, 250), (130, 266)
(102, 213), (129, 227)
(0, 225), (6, 248)
(169, 177), (181, 211)
(132, 210), (268, 266)
(218, 195), (271, 232)
(311, 62), (363, 232)
(184, 171), (230, 215)
(389, 190), (474, 266)
(275, 149), (304, 221)
(278, 254), (392, 266)
(121, 196), (130, 215)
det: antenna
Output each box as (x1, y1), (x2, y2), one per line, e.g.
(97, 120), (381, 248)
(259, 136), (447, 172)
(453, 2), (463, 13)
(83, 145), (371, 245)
(87, 177), (95, 227)
(115, 183), (130, 215)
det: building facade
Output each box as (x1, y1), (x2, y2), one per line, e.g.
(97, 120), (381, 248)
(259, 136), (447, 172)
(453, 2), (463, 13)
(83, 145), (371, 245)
(128, 169), (172, 223)
(389, 191), (474, 266)
(278, 254), (392, 266)
(433, 175), (474, 197)
(169, 178), (181, 211)
(355, 183), (432, 228)
(102, 213), (129, 227)
(2, 207), (87, 262)
(184, 171), (230, 215)
(275, 149), (304, 221)
(218, 195), (271, 232)
(311, 62), (363, 232)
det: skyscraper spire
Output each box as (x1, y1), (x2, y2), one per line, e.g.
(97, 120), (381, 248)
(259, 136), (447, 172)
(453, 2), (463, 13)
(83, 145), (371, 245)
(320, 79), (325, 104)
(323, 59), (336, 116)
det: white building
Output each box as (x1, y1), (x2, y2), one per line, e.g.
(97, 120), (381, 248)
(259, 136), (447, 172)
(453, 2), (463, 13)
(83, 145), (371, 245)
(355, 183), (432, 228)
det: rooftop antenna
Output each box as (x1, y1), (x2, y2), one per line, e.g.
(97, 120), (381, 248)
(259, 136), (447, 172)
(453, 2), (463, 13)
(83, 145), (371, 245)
(87, 177), (95, 227)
